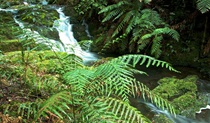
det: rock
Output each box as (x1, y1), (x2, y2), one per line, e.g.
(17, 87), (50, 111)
(153, 75), (207, 118)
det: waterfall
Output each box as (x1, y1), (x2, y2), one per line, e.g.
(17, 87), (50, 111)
(53, 7), (98, 63)
(0, 6), (98, 63)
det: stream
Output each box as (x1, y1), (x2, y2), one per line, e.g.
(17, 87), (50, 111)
(1, 2), (210, 123)
(133, 66), (210, 123)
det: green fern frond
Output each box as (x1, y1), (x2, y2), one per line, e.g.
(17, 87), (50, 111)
(94, 62), (134, 102)
(112, 11), (133, 37)
(140, 9), (163, 26)
(125, 10), (140, 34)
(130, 78), (176, 115)
(34, 91), (73, 122)
(152, 27), (180, 41)
(62, 54), (84, 71)
(64, 68), (94, 94)
(101, 8), (123, 22)
(100, 97), (151, 123)
(3, 99), (43, 120)
(109, 54), (178, 72)
(99, 1), (128, 15)
(101, 33), (127, 52)
(151, 35), (163, 58)
(197, 0), (210, 13)
(80, 97), (119, 122)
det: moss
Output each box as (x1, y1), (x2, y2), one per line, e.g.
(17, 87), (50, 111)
(153, 77), (180, 99)
(172, 92), (196, 111)
(152, 114), (174, 123)
(17, 6), (59, 27)
(153, 75), (206, 117)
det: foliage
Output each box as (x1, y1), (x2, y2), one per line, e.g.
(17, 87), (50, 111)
(152, 75), (206, 117)
(1, 2), (179, 122)
(97, 0), (179, 58)
(196, 0), (210, 13)
(74, 0), (107, 18)
(1, 48), (178, 123)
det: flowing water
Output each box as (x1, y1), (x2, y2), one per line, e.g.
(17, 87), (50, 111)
(133, 66), (210, 123)
(1, 3), (210, 123)
(0, 4), (98, 63)
(53, 7), (98, 63)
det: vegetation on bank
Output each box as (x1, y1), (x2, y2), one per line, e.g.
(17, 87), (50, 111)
(0, 0), (210, 122)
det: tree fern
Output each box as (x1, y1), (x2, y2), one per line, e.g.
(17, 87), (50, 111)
(197, 0), (210, 13)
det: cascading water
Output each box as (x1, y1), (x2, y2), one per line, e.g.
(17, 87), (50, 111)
(2, 3), (210, 122)
(82, 19), (93, 39)
(53, 8), (97, 62)
(1, 4), (97, 63)
(53, 7), (97, 63)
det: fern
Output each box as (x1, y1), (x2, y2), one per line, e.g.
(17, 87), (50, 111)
(98, 1), (179, 57)
(101, 97), (151, 123)
(62, 54), (178, 122)
(34, 91), (73, 122)
(197, 0), (210, 13)
(3, 99), (43, 120)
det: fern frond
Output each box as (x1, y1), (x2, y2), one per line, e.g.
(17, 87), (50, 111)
(112, 11), (133, 37)
(197, 0), (210, 13)
(152, 27), (179, 41)
(34, 91), (73, 122)
(130, 78), (176, 116)
(64, 68), (94, 94)
(109, 54), (178, 72)
(94, 62), (134, 102)
(151, 35), (163, 58)
(101, 8), (122, 22)
(100, 97), (151, 123)
(3, 99), (43, 120)
(140, 9), (163, 26)
(99, 1), (128, 15)
(125, 10), (139, 34)
(62, 54), (84, 71)
(80, 97), (119, 122)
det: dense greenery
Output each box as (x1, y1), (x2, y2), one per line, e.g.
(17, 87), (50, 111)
(1, 0), (210, 122)
(0, 37), (177, 122)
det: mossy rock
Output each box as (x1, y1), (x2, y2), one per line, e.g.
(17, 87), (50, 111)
(0, 0), (23, 8)
(17, 5), (59, 27)
(152, 114), (173, 123)
(153, 75), (206, 117)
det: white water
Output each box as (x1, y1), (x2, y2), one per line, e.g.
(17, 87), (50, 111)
(0, 6), (98, 63)
(82, 19), (93, 39)
(53, 7), (97, 63)
(142, 101), (209, 123)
